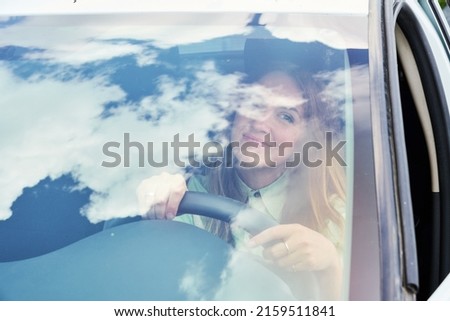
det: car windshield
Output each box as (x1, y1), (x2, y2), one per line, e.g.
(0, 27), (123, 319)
(0, 11), (374, 300)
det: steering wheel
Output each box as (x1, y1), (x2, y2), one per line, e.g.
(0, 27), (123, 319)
(104, 191), (279, 236)
(178, 191), (278, 235)
(0, 192), (294, 300)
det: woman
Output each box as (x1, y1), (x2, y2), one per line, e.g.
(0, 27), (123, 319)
(137, 68), (346, 300)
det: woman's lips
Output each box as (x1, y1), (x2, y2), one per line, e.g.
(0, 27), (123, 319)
(241, 133), (269, 147)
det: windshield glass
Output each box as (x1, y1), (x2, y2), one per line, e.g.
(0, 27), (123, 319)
(0, 12), (371, 300)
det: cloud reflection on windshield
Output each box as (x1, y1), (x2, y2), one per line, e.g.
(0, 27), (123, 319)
(0, 14), (252, 65)
(0, 12), (364, 229)
(260, 13), (367, 49)
(0, 11), (372, 301)
(0, 64), (361, 224)
(0, 14), (253, 222)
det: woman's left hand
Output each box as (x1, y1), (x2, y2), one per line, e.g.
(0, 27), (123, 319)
(247, 224), (339, 273)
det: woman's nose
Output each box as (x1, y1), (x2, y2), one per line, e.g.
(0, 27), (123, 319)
(248, 111), (272, 133)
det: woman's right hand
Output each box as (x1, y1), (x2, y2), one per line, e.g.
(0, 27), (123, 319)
(136, 172), (187, 220)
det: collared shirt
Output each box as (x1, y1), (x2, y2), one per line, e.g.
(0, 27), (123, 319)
(230, 172), (288, 250)
(237, 172), (288, 223)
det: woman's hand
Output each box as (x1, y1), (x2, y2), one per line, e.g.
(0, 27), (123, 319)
(136, 172), (187, 220)
(248, 224), (339, 272)
(248, 224), (342, 300)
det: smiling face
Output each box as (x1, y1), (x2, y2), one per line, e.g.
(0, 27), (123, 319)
(231, 71), (308, 169)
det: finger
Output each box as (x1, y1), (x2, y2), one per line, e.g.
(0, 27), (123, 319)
(136, 172), (186, 219)
(276, 250), (304, 267)
(140, 191), (157, 217)
(137, 178), (158, 215)
(140, 188), (158, 219)
(248, 224), (302, 248)
(152, 186), (170, 220)
(165, 187), (187, 219)
(288, 262), (308, 273)
(262, 241), (291, 260)
(276, 245), (318, 272)
(144, 202), (156, 220)
(164, 174), (187, 219)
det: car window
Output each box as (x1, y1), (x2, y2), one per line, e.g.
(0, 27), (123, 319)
(0, 12), (373, 300)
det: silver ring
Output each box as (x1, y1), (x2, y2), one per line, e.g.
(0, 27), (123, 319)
(283, 241), (290, 255)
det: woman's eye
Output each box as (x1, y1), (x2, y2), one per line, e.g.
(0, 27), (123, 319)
(279, 112), (295, 124)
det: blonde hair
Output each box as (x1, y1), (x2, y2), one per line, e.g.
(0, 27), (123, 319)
(282, 73), (346, 236)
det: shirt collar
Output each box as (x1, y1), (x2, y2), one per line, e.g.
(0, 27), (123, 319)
(237, 171), (289, 221)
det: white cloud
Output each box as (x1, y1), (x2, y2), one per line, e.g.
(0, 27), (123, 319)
(0, 0), (369, 16)
(213, 250), (297, 300)
(179, 256), (211, 300)
(0, 14), (251, 223)
(0, 14), (251, 65)
(0, 12), (358, 226)
(0, 60), (253, 223)
(177, 247), (298, 300)
(0, 64), (124, 220)
(259, 13), (368, 49)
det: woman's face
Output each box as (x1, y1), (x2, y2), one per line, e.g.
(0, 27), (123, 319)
(231, 71), (307, 169)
